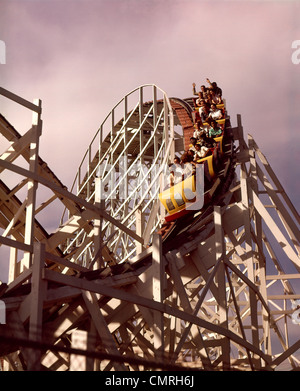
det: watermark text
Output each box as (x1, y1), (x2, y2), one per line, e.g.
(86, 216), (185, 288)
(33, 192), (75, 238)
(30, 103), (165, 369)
(0, 40), (6, 64)
(291, 40), (300, 65)
(96, 160), (204, 211)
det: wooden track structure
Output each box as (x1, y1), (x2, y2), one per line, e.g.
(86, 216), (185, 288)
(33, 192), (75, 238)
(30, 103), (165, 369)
(0, 85), (299, 371)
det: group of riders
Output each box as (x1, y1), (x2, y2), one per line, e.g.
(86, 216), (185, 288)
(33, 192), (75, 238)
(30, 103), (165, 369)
(169, 78), (224, 187)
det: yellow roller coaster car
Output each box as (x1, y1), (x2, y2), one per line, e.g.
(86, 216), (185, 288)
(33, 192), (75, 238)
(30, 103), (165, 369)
(159, 174), (196, 218)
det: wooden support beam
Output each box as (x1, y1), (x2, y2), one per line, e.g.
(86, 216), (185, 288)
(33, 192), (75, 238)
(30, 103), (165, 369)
(135, 207), (144, 255)
(5, 311), (32, 366)
(214, 206), (230, 370)
(255, 162), (300, 255)
(8, 246), (18, 284)
(247, 143), (272, 356)
(45, 251), (89, 273)
(5, 266), (32, 295)
(28, 242), (47, 370)
(92, 178), (104, 269)
(35, 194), (57, 215)
(166, 250), (212, 369)
(23, 101), (42, 270)
(0, 126), (36, 169)
(240, 161), (261, 360)
(151, 233), (165, 360)
(249, 134), (300, 225)
(2, 197), (28, 239)
(168, 291), (179, 356)
(82, 290), (127, 371)
(0, 87), (42, 114)
(143, 199), (160, 246)
(252, 191), (300, 270)
(270, 339), (300, 369)
(225, 265), (255, 370)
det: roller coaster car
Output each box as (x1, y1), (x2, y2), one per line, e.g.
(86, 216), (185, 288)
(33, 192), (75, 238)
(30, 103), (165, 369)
(192, 100), (225, 111)
(159, 174), (198, 222)
(159, 134), (224, 223)
(192, 100), (226, 122)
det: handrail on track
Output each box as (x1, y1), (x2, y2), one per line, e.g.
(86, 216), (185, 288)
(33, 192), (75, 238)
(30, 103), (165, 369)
(61, 84), (175, 225)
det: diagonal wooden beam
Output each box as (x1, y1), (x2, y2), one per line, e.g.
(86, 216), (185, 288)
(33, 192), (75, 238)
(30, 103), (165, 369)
(255, 162), (300, 254)
(82, 290), (127, 371)
(0, 159), (144, 244)
(0, 126), (36, 168)
(166, 250), (212, 369)
(249, 134), (300, 225)
(252, 190), (300, 270)
(0, 87), (42, 114)
(225, 265), (255, 370)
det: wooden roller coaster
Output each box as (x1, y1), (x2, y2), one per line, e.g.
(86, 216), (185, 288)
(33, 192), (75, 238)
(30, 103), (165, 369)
(0, 84), (299, 371)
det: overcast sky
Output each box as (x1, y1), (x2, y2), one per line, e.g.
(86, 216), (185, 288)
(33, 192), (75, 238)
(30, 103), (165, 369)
(0, 0), (300, 281)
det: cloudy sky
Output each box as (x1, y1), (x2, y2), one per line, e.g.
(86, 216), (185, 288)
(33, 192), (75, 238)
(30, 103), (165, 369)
(0, 0), (299, 281)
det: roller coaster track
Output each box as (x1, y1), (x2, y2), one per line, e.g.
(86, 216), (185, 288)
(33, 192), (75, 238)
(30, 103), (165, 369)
(0, 85), (299, 371)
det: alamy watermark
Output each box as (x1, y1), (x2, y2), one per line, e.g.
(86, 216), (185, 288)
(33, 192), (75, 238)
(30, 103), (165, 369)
(0, 40), (6, 65)
(291, 300), (300, 325)
(166, 163), (204, 211)
(291, 40), (300, 65)
(0, 300), (6, 324)
(97, 159), (204, 211)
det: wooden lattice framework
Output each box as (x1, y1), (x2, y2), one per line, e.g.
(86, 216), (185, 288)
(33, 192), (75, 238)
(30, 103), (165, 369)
(0, 86), (299, 371)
